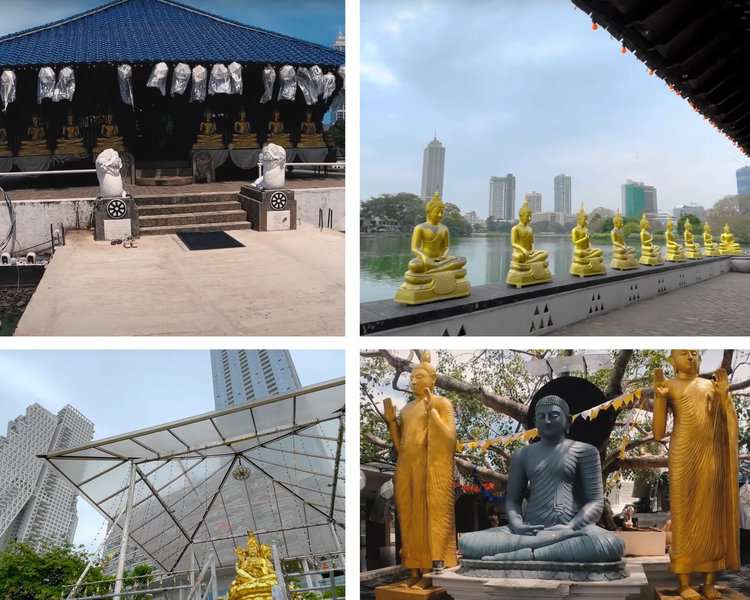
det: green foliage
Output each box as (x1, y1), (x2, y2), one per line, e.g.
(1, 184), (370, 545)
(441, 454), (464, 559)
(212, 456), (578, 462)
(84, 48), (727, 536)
(486, 218), (512, 233)
(707, 196), (750, 243)
(622, 221), (641, 237)
(327, 118), (345, 149)
(360, 193), (425, 233)
(598, 216), (614, 234)
(442, 203), (472, 237)
(676, 213), (701, 235)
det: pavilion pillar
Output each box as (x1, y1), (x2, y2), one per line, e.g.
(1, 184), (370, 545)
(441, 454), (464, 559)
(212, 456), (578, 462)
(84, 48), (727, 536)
(113, 461), (137, 600)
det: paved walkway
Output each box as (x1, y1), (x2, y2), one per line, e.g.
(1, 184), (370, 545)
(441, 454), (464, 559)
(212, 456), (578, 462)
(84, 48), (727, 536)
(15, 225), (343, 336)
(551, 272), (750, 336)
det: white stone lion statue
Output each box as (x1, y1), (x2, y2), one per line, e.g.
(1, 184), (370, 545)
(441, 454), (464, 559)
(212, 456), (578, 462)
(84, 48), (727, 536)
(253, 143), (286, 189)
(96, 149), (126, 198)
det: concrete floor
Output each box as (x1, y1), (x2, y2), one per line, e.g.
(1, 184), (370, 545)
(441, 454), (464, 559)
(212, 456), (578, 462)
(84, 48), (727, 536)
(15, 225), (344, 336)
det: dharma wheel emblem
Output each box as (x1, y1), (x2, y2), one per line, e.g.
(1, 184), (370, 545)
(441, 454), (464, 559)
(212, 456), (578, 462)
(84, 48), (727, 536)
(270, 192), (287, 210)
(106, 199), (128, 219)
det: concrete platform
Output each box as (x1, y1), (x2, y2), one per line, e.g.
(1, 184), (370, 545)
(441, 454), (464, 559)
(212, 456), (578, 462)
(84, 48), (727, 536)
(14, 225), (343, 336)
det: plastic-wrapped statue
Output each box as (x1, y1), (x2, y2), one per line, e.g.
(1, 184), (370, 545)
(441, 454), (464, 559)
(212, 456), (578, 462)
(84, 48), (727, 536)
(209, 63), (231, 95)
(295, 67), (316, 105)
(93, 113), (126, 154)
(665, 218), (685, 262)
(394, 193), (471, 304)
(190, 65), (207, 103)
(1, 70), (16, 112)
(277, 65), (296, 101)
(37, 67), (56, 104)
(266, 109), (291, 148)
(228, 62), (243, 95)
(338, 65), (345, 90)
(95, 149), (125, 198)
(720, 223), (743, 255)
(260, 65), (276, 104)
(192, 109), (224, 149)
(230, 108), (258, 149)
(171, 63), (191, 97)
(653, 350), (739, 600)
(506, 199), (551, 287)
(252, 144), (286, 190)
(310, 65), (324, 100)
(17, 113), (49, 156)
(117, 64), (134, 107)
(682, 220), (701, 260)
(639, 214), (663, 265)
(147, 62), (169, 96)
(703, 223), (720, 257)
(53, 67), (75, 102)
(570, 205), (605, 276)
(321, 71), (336, 100)
(610, 210), (638, 270)
(54, 112), (86, 156)
(297, 111), (326, 148)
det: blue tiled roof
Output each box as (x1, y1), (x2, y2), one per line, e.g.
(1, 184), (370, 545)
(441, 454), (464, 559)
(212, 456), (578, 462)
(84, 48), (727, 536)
(0, 0), (344, 68)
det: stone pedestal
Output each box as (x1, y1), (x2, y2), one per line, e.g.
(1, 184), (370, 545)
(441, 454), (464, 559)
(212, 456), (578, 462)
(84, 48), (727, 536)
(238, 185), (296, 232)
(375, 584), (449, 600)
(657, 587), (749, 600)
(93, 195), (139, 241)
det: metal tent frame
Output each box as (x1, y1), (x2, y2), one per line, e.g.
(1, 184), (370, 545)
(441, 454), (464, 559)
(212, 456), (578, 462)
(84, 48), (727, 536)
(39, 378), (345, 595)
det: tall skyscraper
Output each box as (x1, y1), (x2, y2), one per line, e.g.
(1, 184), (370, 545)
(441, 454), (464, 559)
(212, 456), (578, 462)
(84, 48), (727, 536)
(621, 180), (657, 218)
(737, 166), (750, 195)
(0, 404), (94, 550)
(420, 136), (445, 201)
(524, 192), (542, 213)
(211, 350), (302, 410)
(489, 174), (516, 220)
(554, 174), (572, 215)
(643, 185), (658, 213)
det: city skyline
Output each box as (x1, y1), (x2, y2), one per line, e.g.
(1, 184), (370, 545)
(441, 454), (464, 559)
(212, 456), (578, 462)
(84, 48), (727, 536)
(361, 2), (747, 216)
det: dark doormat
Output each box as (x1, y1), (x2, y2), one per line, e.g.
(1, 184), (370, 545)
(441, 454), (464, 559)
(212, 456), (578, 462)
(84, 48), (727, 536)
(176, 230), (245, 251)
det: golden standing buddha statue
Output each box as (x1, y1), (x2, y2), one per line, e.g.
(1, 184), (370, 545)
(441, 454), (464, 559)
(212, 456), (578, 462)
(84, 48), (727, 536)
(569, 205), (605, 276)
(266, 109), (291, 148)
(505, 198), (551, 287)
(610, 210), (638, 270)
(381, 351), (457, 593)
(639, 214), (664, 265)
(227, 532), (278, 600)
(703, 223), (720, 257)
(297, 110), (326, 148)
(394, 193), (470, 305)
(17, 113), (49, 156)
(229, 108), (259, 149)
(0, 119), (10, 157)
(665, 218), (685, 262)
(682, 220), (701, 260)
(193, 109), (225, 150)
(720, 223), (743, 255)
(652, 350), (739, 600)
(93, 113), (126, 155)
(54, 113), (86, 156)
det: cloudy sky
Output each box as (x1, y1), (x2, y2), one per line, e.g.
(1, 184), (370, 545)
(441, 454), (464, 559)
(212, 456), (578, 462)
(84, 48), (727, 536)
(361, 0), (747, 217)
(0, 349), (344, 552)
(0, 0), (344, 46)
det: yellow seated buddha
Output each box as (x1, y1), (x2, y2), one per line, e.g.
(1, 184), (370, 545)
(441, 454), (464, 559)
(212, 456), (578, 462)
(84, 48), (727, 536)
(610, 210), (638, 270)
(0, 127), (10, 158)
(639, 213), (663, 266)
(54, 113), (86, 156)
(506, 199), (551, 287)
(266, 109), (291, 148)
(227, 533), (277, 600)
(297, 110), (326, 148)
(230, 109), (259, 149)
(720, 223), (743, 255)
(682, 220), (701, 260)
(93, 114), (126, 155)
(17, 114), (49, 156)
(665, 218), (685, 262)
(193, 110), (225, 150)
(395, 192), (470, 304)
(703, 223), (720, 257)
(570, 205), (605, 277)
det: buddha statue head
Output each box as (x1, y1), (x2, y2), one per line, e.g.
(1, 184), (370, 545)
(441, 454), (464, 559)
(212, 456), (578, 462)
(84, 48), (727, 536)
(613, 210), (624, 229)
(425, 192), (445, 226)
(105, 113), (114, 125)
(724, 223), (731, 233)
(640, 213), (650, 231)
(704, 222), (711, 234)
(684, 220), (693, 233)
(305, 110), (313, 122)
(666, 218), (674, 232)
(410, 350), (436, 397)
(534, 394), (571, 440)
(272, 108), (281, 122)
(239, 108), (247, 122)
(518, 199), (532, 225)
(66, 112), (75, 125)
(31, 113), (40, 126)
(203, 109), (213, 122)
(669, 349), (700, 378)
(576, 205), (588, 227)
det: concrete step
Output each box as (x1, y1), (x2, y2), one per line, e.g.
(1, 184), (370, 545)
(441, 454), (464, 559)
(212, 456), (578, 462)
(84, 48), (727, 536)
(139, 210), (248, 228)
(134, 193), (238, 206)
(140, 221), (250, 236)
(134, 175), (194, 186)
(137, 201), (242, 216)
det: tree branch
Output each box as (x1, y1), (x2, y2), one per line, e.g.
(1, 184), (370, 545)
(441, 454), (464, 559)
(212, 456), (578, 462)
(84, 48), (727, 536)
(722, 349), (735, 375)
(605, 350), (633, 398)
(619, 453), (750, 470)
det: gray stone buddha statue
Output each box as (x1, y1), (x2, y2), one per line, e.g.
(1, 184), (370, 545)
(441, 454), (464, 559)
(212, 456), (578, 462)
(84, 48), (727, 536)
(458, 395), (624, 564)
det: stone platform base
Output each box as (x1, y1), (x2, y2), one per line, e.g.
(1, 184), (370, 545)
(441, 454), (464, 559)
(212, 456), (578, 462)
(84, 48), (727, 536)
(656, 586), (749, 600)
(459, 558), (627, 581)
(375, 583), (449, 600)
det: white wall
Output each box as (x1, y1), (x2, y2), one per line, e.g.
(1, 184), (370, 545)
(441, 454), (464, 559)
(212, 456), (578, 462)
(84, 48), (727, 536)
(295, 187), (345, 232)
(0, 198), (94, 253)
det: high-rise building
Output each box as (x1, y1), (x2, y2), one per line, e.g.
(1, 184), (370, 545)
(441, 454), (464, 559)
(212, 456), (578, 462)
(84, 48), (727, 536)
(643, 185), (658, 213)
(554, 174), (572, 215)
(621, 180), (657, 218)
(489, 174), (516, 221)
(524, 192), (542, 213)
(0, 404), (94, 550)
(211, 350), (302, 410)
(737, 166), (750, 195)
(420, 136), (445, 202)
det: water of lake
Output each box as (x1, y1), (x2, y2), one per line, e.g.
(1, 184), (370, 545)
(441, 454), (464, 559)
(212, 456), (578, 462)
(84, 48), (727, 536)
(360, 234), (615, 302)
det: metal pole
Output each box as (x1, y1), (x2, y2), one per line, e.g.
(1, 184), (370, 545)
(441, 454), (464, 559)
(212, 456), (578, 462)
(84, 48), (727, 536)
(210, 557), (218, 600)
(113, 461), (137, 600)
(328, 520), (342, 554)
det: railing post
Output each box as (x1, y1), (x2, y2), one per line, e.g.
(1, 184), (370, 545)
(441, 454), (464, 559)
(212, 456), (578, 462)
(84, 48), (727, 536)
(113, 461), (137, 600)
(210, 557), (218, 600)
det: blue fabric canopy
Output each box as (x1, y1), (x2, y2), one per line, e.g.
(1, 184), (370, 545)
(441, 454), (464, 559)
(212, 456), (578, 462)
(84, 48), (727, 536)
(0, 0), (344, 68)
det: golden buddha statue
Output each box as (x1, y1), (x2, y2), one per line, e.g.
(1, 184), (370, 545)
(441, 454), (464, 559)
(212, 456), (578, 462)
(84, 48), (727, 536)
(569, 205), (605, 276)
(297, 110), (326, 148)
(639, 213), (663, 266)
(93, 113), (126, 155)
(229, 108), (259, 149)
(17, 113), (49, 156)
(266, 109), (291, 148)
(394, 193), (470, 305)
(703, 223), (720, 257)
(227, 532), (278, 600)
(54, 113), (86, 156)
(609, 210), (638, 270)
(193, 109), (225, 150)
(665, 218), (685, 262)
(0, 120), (10, 158)
(505, 198), (551, 287)
(652, 350), (739, 600)
(382, 351), (457, 590)
(720, 223), (743, 255)
(682, 220), (701, 260)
